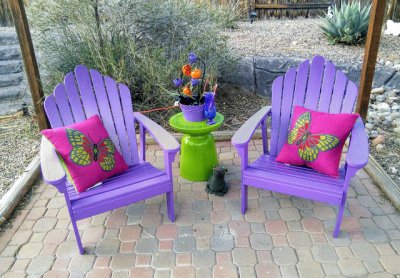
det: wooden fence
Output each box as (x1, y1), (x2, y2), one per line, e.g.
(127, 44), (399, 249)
(251, 0), (333, 18)
(198, 0), (400, 20)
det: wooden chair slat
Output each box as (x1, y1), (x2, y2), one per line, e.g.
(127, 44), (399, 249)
(89, 69), (122, 156)
(64, 72), (86, 122)
(277, 68), (297, 154)
(304, 55), (325, 110)
(270, 76), (284, 158)
(104, 76), (132, 164)
(329, 71), (348, 113)
(44, 95), (64, 128)
(54, 84), (74, 126)
(119, 83), (140, 165)
(342, 81), (358, 113)
(318, 61), (336, 112)
(75, 65), (100, 118)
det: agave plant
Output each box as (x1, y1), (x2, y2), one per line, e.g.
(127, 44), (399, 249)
(321, 1), (371, 45)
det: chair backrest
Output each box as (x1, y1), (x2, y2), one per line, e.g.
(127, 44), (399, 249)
(44, 65), (140, 166)
(269, 55), (358, 158)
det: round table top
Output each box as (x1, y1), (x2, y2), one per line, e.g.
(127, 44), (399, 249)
(169, 112), (224, 135)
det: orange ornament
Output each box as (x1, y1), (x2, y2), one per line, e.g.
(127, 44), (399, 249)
(182, 64), (191, 76)
(190, 68), (202, 79)
(182, 86), (192, 96)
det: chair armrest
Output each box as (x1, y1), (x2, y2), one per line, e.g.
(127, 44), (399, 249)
(134, 112), (180, 153)
(346, 117), (369, 169)
(40, 136), (66, 185)
(231, 106), (271, 147)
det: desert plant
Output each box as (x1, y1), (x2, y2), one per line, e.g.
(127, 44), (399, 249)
(27, 0), (237, 124)
(321, 1), (371, 45)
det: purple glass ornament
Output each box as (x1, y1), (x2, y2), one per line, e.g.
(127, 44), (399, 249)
(203, 92), (216, 125)
(191, 78), (200, 86)
(188, 52), (198, 64)
(173, 78), (183, 87)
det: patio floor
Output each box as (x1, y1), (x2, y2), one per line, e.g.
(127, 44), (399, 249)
(1, 139), (400, 277)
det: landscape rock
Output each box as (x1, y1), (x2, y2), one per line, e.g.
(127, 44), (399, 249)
(371, 135), (385, 146)
(386, 73), (400, 89)
(365, 123), (373, 130)
(389, 167), (398, 174)
(376, 95), (386, 102)
(371, 87), (385, 94)
(369, 130), (379, 139)
(375, 144), (385, 152)
(222, 57), (255, 92)
(376, 103), (391, 113)
(395, 138), (400, 148)
(385, 61), (393, 67)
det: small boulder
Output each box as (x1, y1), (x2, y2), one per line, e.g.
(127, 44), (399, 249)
(365, 123), (374, 130)
(394, 127), (400, 135)
(385, 61), (393, 67)
(370, 130), (379, 139)
(371, 87), (385, 94)
(376, 95), (386, 102)
(395, 138), (400, 148)
(375, 144), (385, 152)
(392, 105), (400, 111)
(372, 135), (385, 146)
(390, 167), (398, 174)
(376, 102), (391, 113)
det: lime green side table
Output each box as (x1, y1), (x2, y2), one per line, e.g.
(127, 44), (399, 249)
(169, 112), (224, 181)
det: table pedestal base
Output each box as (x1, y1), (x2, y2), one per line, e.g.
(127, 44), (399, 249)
(180, 133), (218, 181)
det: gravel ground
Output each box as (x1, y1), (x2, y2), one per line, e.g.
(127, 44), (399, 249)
(0, 113), (40, 199)
(226, 18), (400, 64)
(370, 127), (400, 183)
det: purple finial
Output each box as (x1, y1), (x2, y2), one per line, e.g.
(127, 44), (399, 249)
(188, 52), (198, 64)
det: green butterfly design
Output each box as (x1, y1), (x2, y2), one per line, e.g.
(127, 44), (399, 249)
(66, 128), (116, 171)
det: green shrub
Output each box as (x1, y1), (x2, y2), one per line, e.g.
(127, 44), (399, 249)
(28, 0), (236, 123)
(321, 1), (371, 45)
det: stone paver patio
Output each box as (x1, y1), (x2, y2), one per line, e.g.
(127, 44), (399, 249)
(1, 139), (400, 277)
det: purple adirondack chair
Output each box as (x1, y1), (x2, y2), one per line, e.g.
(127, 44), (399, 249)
(40, 65), (180, 254)
(232, 56), (369, 237)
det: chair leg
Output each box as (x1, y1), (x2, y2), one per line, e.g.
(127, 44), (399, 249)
(70, 218), (84, 254)
(241, 182), (248, 214)
(64, 198), (84, 254)
(166, 191), (175, 222)
(333, 197), (346, 238)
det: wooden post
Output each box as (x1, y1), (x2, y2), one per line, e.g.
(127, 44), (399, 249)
(8, 0), (48, 130)
(356, 0), (386, 120)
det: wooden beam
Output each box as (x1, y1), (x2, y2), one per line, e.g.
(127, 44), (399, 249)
(356, 0), (386, 120)
(7, 0), (48, 130)
(255, 3), (331, 10)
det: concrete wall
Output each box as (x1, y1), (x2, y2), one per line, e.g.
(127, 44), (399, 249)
(223, 56), (400, 97)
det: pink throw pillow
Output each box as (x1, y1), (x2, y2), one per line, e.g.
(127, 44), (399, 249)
(276, 106), (359, 177)
(42, 115), (128, 192)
